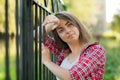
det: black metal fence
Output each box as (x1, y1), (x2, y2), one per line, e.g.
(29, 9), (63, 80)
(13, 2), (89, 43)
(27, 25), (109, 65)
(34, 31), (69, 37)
(3, 0), (65, 80)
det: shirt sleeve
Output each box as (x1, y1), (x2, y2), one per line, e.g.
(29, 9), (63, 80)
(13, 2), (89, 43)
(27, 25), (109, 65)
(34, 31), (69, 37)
(44, 35), (62, 55)
(68, 44), (106, 80)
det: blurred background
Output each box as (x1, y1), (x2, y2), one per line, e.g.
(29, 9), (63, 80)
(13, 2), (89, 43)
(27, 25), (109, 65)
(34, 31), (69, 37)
(0, 0), (120, 80)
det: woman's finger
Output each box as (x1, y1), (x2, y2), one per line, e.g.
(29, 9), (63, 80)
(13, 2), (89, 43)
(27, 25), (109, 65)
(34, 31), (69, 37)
(42, 20), (48, 26)
(42, 43), (45, 51)
(42, 15), (59, 26)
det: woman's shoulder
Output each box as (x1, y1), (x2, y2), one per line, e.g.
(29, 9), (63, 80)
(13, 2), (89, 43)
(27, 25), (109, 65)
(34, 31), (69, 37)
(83, 41), (106, 53)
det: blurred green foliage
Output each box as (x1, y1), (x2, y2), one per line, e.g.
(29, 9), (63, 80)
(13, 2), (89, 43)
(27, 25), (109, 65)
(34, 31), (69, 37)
(0, 55), (16, 80)
(100, 38), (120, 80)
(64, 0), (98, 26)
(110, 12), (120, 33)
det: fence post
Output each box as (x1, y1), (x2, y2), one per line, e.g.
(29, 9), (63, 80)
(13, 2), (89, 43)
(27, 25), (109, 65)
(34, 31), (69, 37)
(15, 0), (19, 80)
(20, 0), (34, 80)
(5, 0), (10, 79)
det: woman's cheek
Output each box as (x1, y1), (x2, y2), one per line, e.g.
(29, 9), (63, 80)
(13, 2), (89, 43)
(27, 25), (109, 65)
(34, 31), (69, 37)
(59, 34), (67, 42)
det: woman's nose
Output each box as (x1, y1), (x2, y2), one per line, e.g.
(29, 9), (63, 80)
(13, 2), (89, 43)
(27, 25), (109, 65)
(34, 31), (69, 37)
(65, 27), (71, 34)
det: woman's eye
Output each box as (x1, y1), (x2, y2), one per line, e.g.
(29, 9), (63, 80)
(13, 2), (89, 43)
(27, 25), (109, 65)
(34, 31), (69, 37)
(58, 29), (64, 33)
(68, 23), (73, 27)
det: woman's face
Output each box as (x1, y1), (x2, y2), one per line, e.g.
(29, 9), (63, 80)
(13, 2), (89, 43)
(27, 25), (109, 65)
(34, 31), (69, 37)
(56, 19), (80, 43)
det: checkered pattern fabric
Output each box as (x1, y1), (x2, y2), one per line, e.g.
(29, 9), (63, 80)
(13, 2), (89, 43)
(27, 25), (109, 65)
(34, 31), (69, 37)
(45, 36), (106, 80)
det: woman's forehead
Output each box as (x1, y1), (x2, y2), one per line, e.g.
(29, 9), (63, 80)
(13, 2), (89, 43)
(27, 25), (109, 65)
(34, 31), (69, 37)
(59, 19), (69, 26)
(55, 20), (69, 30)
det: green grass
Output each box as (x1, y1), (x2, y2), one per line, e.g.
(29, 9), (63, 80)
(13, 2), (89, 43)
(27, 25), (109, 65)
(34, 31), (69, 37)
(0, 55), (16, 80)
(100, 38), (120, 80)
(0, 63), (5, 80)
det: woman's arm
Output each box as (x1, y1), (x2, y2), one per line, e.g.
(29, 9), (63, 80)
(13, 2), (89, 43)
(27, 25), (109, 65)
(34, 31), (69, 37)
(42, 44), (71, 80)
(43, 15), (62, 55)
(44, 35), (62, 55)
(42, 15), (60, 34)
(44, 61), (71, 80)
(33, 15), (62, 55)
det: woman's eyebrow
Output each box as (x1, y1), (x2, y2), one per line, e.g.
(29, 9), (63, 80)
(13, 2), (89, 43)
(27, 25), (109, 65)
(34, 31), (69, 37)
(56, 21), (69, 30)
(65, 21), (69, 25)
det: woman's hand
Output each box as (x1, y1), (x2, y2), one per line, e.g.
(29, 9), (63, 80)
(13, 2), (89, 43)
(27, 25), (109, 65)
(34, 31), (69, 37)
(42, 15), (60, 34)
(41, 44), (71, 80)
(42, 43), (51, 64)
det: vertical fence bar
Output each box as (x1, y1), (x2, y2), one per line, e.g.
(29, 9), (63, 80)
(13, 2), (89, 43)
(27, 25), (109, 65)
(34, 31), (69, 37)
(44, 0), (49, 7)
(51, 1), (57, 80)
(3, 0), (65, 80)
(27, 0), (34, 80)
(51, 0), (55, 12)
(5, 0), (10, 80)
(20, 0), (34, 80)
(32, 0), (65, 80)
(55, 0), (59, 12)
(51, 0), (58, 13)
(15, 0), (19, 80)
(44, 10), (48, 80)
(39, 7), (42, 80)
(42, 10), (46, 80)
(34, 3), (38, 80)
(20, 0), (26, 79)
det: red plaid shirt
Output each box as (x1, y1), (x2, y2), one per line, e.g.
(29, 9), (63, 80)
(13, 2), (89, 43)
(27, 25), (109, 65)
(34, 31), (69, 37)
(45, 36), (106, 80)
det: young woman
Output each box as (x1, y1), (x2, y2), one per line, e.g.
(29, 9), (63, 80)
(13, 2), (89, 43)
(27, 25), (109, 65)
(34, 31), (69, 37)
(42, 11), (106, 80)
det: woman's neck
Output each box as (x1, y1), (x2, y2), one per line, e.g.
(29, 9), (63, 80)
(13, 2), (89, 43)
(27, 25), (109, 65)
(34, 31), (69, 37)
(68, 40), (84, 55)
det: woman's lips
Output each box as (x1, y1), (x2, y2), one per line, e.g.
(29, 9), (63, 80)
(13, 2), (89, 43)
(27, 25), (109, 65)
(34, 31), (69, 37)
(67, 33), (75, 39)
